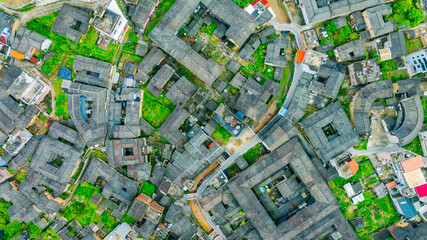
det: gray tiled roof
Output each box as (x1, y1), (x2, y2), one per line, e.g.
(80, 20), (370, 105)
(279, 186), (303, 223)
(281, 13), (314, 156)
(51, 4), (91, 42)
(392, 95), (423, 146)
(131, 0), (156, 28)
(68, 83), (108, 148)
(227, 138), (357, 239)
(73, 55), (112, 88)
(135, 47), (165, 83)
(157, 107), (189, 149)
(82, 157), (139, 205)
(352, 80), (394, 135)
(308, 65), (344, 98)
(149, 0), (257, 86)
(265, 38), (289, 68)
(363, 5), (395, 38)
(334, 39), (365, 62)
(106, 138), (145, 167)
(145, 64), (175, 97)
(300, 0), (385, 25)
(11, 27), (50, 55)
(301, 102), (360, 162)
(166, 76), (197, 107)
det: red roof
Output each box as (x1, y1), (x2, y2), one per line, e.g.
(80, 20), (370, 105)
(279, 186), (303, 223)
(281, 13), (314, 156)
(401, 156), (424, 173)
(348, 160), (359, 175)
(251, 0), (269, 7)
(386, 181), (397, 189)
(30, 57), (38, 64)
(296, 50), (306, 63)
(415, 183), (427, 198)
(0, 28), (8, 46)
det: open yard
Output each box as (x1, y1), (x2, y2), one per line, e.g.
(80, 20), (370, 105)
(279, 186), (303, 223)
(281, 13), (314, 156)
(242, 142), (269, 165)
(211, 125), (232, 145)
(353, 139), (368, 150)
(329, 158), (399, 239)
(225, 163), (242, 179)
(405, 36), (424, 54)
(52, 77), (69, 119)
(324, 21), (358, 47)
(141, 90), (174, 128)
(26, 13), (120, 77)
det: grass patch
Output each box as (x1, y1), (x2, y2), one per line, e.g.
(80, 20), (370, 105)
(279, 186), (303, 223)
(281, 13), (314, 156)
(15, 172), (27, 182)
(242, 143), (268, 166)
(144, 0), (177, 39)
(74, 182), (100, 201)
(403, 136), (423, 155)
(353, 139), (368, 150)
(52, 77), (69, 119)
(62, 200), (100, 226)
(71, 161), (84, 180)
(100, 211), (118, 231)
(405, 36), (423, 54)
(122, 214), (136, 225)
(91, 150), (108, 163)
(141, 90), (174, 128)
(140, 181), (156, 197)
(211, 125), (232, 145)
(421, 97), (427, 123)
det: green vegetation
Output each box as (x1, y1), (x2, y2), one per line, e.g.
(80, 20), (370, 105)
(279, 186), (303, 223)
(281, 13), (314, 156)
(211, 125), (232, 145)
(225, 163), (241, 179)
(247, 43), (275, 81)
(141, 90), (174, 128)
(74, 182), (100, 200)
(62, 200), (99, 226)
(144, 0), (177, 39)
(100, 211), (118, 231)
(129, 32), (139, 42)
(39, 114), (47, 121)
(405, 35), (424, 54)
(200, 23), (217, 36)
(325, 21), (358, 47)
(329, 158), (399, 239)
(18, 3), (35, 12)
(301, 105), (318, 120)
(403, 136), (423, 155)
(320, 38), (329, 45)
(369, 49), (377, 58)
(71, 161), (84, 180)
(15, 172), (27, 182)
(242, 143), (268, 165)
(140, 181), (156, 197)
(91, 150), (108, 163)
(421, 97), (427, 123)
(27, 13), (119, 76)
(0, 200), (46, 240)
(52, 77), (69, 119)
(122, 214), (136, 225)
(388, 0), (425, 28)
(233, 0), (252, 7)
(353, 139), (368, 150)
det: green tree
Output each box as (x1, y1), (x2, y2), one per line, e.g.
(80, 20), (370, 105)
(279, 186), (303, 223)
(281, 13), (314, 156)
(340, 88), (349, 95)
(320, 38), (329, 45)
(369, 50), (377, 58)
(325, 21), (337, 33)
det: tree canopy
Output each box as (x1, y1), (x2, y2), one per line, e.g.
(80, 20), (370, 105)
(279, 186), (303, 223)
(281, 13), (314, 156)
(389, 0), (425, 27)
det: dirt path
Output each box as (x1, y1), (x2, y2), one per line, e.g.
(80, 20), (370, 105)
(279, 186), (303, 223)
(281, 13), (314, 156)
(189, 199), (213, 234)
(253, 100), (280, 133)
(268, 0), (290, 24)
(190, 161), (219, 193)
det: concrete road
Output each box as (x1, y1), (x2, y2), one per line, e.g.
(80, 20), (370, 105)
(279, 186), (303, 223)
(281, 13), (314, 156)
(346, 145), (405, 156)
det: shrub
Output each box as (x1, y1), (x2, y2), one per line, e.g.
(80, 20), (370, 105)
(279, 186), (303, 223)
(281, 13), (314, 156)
(320, 38), (329, 45)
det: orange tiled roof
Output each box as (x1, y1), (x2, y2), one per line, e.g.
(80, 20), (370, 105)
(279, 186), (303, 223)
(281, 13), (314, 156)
(348, 160), (359, 175)
(379, 48), (391, 61)
(296, 50), (305, 63)
(11, 50), (24, 60)
(386, 181), (397, 189)
(401, 156), (424, 173)
(150, 201), (165, 213)
(137, 193), (153, 205)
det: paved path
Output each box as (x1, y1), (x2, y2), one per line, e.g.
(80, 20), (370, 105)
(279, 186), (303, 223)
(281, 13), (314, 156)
(346, 145), (404, 156)
(269, 19), (305, 109)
